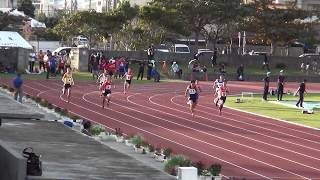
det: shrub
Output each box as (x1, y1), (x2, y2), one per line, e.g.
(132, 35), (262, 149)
(9, 87), (14, 92)
(115, 128), (123, 137)
(275, 63), (286, 69)
(163, 147), (173, 158)
(35, 97), (42, 103)
(141, 140), (149, 147)
(148, 144), (155, 152)
(47, 103), (53, 109)
(90, 125), (105, 136)
(130, 135), (144, 147)
(60, 108), (68, 116)
(25, 94), (31, 99)
(208, 163), (222, 176)
(82, 120), (91, 129)
(193, 161), (205, 175)
(2, 85), (8, 89)
(54, 107), (61, 113)
(31, 96), (36, 101)
(69, 114), (79, 122)
(164, 155), (192, 175)
(39, 99), (49, 107)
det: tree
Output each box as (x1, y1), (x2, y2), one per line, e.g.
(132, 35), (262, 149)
(243, 0), (310, 54)
(200, 0), (246, 50)
(18, 0), (36, 18)
(0, 11), (24, 31)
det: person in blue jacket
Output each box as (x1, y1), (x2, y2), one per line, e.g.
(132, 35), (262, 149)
(13, 73), (23, 103)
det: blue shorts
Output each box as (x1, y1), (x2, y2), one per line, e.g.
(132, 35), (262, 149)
(189, 94), (198, 103)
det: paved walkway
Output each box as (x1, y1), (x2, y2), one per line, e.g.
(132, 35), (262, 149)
(0, 91), (174, 180)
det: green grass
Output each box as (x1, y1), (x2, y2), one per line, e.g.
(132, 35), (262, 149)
(225, 94), (320, 128)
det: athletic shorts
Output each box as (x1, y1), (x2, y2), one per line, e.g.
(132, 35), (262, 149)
(126, 80), (131, 84)
(189, 94), (198, 103)
(64, 84), (71, 89)
(103, 89), (111, 96)
(220, 96), (226, 103)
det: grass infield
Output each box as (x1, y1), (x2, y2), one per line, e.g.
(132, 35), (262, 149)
(225, 93), (320, 129)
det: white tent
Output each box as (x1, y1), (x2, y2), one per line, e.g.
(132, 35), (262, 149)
(0, 9), (46, 28)
(0, 31), (33, 49)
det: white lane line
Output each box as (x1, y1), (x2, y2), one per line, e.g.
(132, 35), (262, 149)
(79, 92), (271, 179)
(169, 94), (320, 149)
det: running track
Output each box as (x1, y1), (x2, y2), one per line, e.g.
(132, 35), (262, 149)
(2, 78), (320, 179)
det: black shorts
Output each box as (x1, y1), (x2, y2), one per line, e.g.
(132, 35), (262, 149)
(220, 96), (226, 103)
(103, 89), (111, 96)
(109, 71), (113, 76)
(126, 80), (131, 84)
(189, 94), (198, 103)
(64, 84), (71, 89)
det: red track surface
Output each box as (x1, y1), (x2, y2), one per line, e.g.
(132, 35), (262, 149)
(2, 78), (320, 179)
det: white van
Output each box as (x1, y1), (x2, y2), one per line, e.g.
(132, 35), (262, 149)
(172, 44), (191, 53)
(72, 36), (88, 47)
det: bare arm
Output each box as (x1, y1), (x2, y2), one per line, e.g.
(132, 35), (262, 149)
(185, 86), (189, 98)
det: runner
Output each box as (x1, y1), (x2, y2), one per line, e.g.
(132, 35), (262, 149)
(123, 68), (133, 94)
(61, 67), (74, 103)
(185, 80), (200, 118)
(213, 75), (225, 93)
(97, 69), (108, 89)
(100, 77), (112, 108)
(214, 84), (229, 115)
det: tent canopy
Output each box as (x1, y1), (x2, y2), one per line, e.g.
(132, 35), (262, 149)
(0, 8), (46, 28)
(0, 31), (33, 49)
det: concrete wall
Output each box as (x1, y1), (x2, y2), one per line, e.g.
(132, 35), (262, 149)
(87, 50), (313, 69)
(0, 140), (26, 180)
(70, 48), (89, 72)
(0, 48), (31, 72)
(28, 41), (61, 53)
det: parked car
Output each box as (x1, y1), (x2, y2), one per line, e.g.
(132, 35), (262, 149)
(156, 44), (170, 52)
(197, 49), (213, 54)
(53, 47), (71, 55)
(171, 44), (191, 53)
(298, 53), (320, 58)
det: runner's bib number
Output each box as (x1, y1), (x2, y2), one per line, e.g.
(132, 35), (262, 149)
(188, 88), (196, 94)
(105, 85), (111, 90)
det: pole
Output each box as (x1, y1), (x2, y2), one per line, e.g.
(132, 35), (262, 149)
(242, 31), (246, 55)
(238, 32), (241, 55)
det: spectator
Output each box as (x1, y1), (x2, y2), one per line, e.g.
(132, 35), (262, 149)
(211, 48), (218, 67)
(262, 72), (270, 101)
(49, 53), (58, 78)
(57, 54), (65, 75)
(119, 58), (126, 78)
(277, 70), (285, 101)
(312, 59), (317, 72)
(237, 64), (244, 81)
(29, 50), (37, 73)
(137, 61), (145, 80)
(147, 61), (153, 80)
(219, 63), (226, 75)
(38, 50), (45, 72)
(171, 61), (180, 79)
(295, 79), (307, 108)
(305, 62), (310, 75)
(91, 57), (99, 80)
(13, 73), (23, 103)
(147, 45), (155, 60)
(262, 54), (270, 71)
(162, 61), (170, 79)
(151, 66), (160, 82)
(300, 62), (305, 73)
(203, 65), (208, 81)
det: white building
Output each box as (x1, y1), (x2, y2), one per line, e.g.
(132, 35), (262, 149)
(0, 0), (18, 8)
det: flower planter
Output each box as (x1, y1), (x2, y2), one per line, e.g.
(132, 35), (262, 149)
(213, 176), (222, 180)
(134, 146), (144, 154)
(198, 176), (212, 180)
(116, 136), (124, 143)
(155, 154), (166, 162)
(125, 140), (134, 147)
